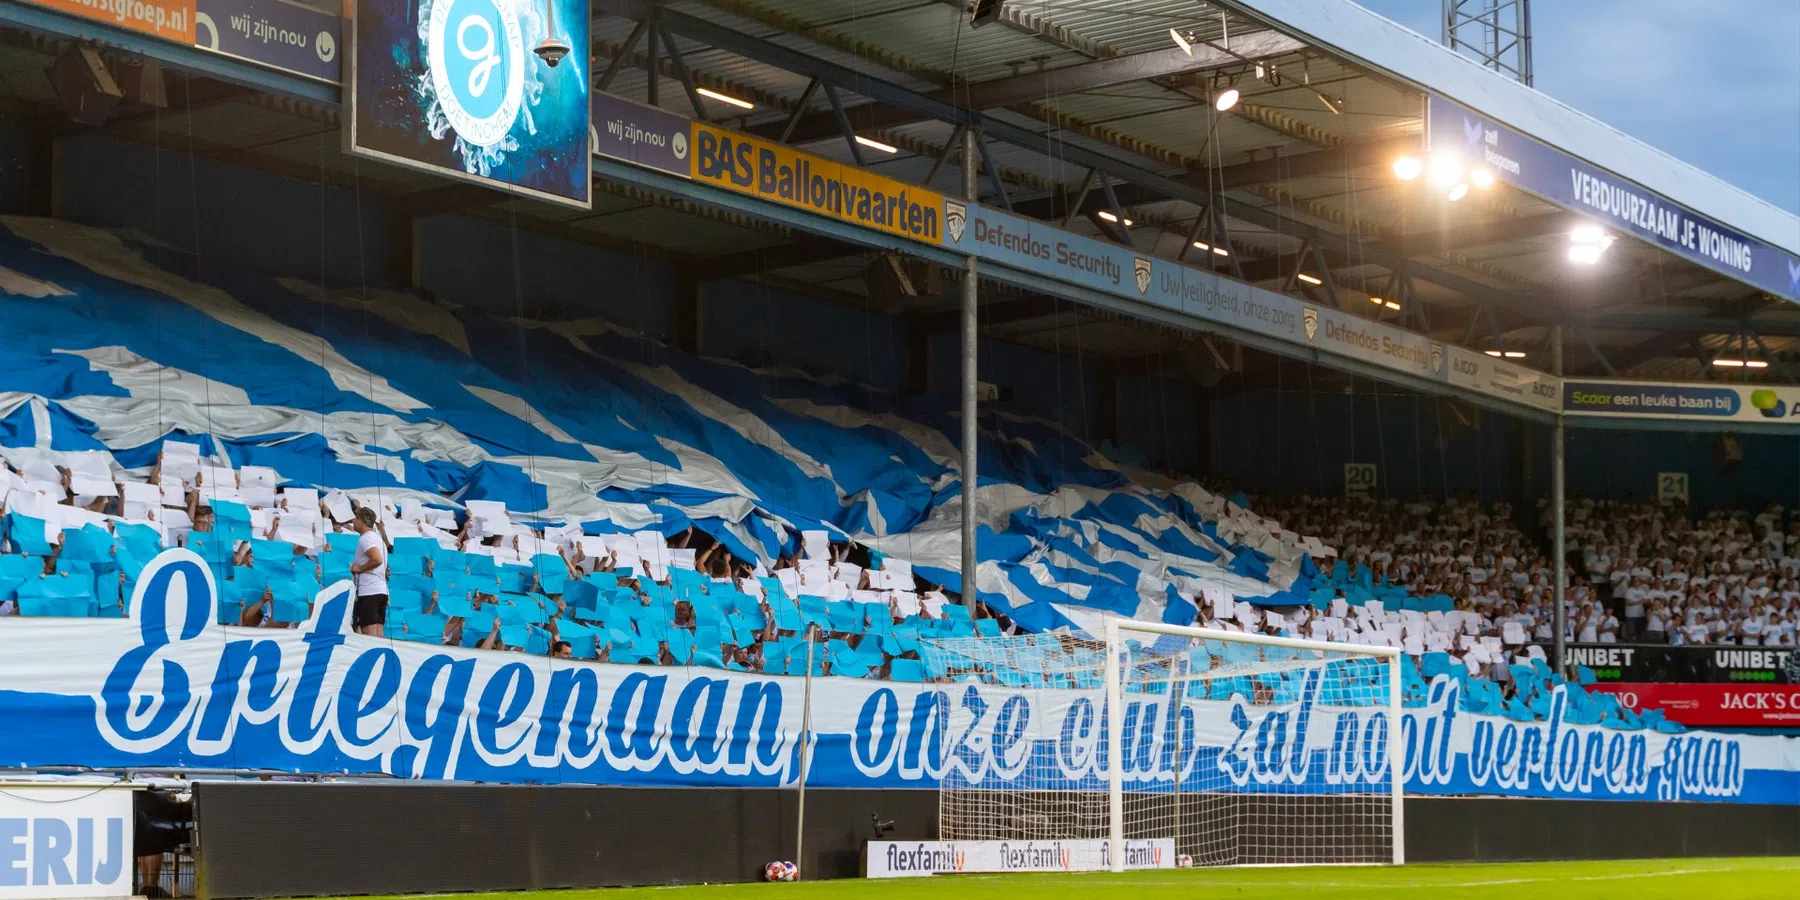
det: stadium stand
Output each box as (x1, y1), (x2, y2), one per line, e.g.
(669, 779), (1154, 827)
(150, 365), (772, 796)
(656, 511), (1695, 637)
(1564, 498), (1800, 646)
(0, 218), (1676, 731)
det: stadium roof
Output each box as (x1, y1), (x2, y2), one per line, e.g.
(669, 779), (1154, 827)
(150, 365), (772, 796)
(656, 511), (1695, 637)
(2, 0), (1797, 387)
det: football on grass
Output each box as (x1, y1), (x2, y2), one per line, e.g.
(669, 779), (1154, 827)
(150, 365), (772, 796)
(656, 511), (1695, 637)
(763, 860), (798, 882)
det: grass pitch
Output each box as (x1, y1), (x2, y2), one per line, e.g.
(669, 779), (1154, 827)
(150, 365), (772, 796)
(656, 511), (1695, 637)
(360, 858), (1800, 900)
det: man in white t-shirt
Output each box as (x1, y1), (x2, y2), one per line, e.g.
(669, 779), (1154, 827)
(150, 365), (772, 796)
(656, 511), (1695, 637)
(350, 506), (389, 636)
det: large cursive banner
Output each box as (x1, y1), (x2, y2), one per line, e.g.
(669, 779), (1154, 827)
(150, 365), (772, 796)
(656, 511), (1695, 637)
(1, 550), (1794, 804)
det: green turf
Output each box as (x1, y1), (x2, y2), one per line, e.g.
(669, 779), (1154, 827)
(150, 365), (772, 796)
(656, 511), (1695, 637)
(347, 858), (1800, 900)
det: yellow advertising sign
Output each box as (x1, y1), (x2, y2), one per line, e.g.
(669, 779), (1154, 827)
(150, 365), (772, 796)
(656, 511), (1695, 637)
(689, 122), (944, 244)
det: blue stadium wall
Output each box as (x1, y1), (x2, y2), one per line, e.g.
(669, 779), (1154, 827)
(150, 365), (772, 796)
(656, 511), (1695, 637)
(14, 128), (1800, 512)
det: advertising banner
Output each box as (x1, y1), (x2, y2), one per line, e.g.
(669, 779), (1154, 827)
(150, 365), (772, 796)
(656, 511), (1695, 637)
(1428, 94), (1800, 303)
(590, 91), (690, 178)
(346, 0), (590, 207)
(0, 550), (1792, 805)
(1445, 346), (1560, 412)
(1549, 643), (1794, 684)
(1563, 379), (1800, 424)
(865, 839), (1174, 877)
(1593, 684), (1800, 728)
(690, 123), (942, 243)
(193, 0), (339, 83)
(21, 0), (193, 42)
(0, 785), (135, 900)
(943, 204), (1569, 413)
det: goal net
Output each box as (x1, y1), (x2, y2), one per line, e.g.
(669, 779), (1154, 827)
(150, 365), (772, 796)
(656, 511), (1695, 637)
(919, 621), (1400, 872)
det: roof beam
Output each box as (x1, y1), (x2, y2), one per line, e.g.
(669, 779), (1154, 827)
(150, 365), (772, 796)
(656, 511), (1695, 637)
(746, 29), (1305, 146)
(1008, 138), (1418, 222)
(606, 0), (1567, 323)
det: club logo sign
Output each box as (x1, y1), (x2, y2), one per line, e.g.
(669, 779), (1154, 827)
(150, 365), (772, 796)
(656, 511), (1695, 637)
(1789, 259), (1800, 296)
(1133, 256), (1152, 295)
(1303, 306), (1318, 341)
(944, 200), (967, 243)
(1462, 116), (1485, 153)
(428, 0), (526, 148)
(1430, 343), (1444, 375)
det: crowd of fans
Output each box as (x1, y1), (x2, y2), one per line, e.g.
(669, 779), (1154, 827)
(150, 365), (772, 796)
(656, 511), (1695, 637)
(1564, 498), (1800, 646)
(0, 441), (1014, 681)
(0, 435), (1784, 724)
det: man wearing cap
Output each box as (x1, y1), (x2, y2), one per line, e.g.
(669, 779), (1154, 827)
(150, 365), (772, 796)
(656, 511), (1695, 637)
(350, 506), (389, 636)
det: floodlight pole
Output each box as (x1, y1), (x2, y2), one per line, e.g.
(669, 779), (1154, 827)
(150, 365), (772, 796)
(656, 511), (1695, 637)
(960, 127), (980, 600)
(1551, 325), (1566, 676)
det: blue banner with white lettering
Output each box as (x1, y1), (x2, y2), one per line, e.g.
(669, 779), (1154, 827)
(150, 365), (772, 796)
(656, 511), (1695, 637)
(1, 550), (1792, 803)
(1427, 94), (1800, 303)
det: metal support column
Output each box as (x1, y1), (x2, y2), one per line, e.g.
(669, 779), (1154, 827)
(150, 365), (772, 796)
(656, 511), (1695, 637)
(1551, 323), (1566, 676)
(959, 127), (980, 600)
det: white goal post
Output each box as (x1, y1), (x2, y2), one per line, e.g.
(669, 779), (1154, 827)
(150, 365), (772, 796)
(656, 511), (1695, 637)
(914, 619), (1403, 875)
(1103, 619), (1402, 871)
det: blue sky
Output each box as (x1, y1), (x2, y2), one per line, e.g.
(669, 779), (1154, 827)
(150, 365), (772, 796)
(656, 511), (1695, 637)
(1353, 0), (1800, 214)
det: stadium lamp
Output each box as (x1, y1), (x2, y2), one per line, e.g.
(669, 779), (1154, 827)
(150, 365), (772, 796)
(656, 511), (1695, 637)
(1296, 273), (1323, 286)
(1469, 167), (1496, 189)
(1192, 240), (1210, 251)
(854, 135), (898, 154)
(1427, 152), (1463, 187)
(1446, 183), (1470, 202)
(1568, 225), (1615, 264)
(1213, 246), (1230, 257)
(1214, 76), (1240, 112)
(1368, 296), (1385, 305)
(1170, 28), (1194, 56)
(1097, 210), (1135, 227)
(1713, 359), (1770, 369)
(1391, 156), (1423, 181)
(1384, 300), (1401, 310)
(695, 87), (753, 110)
(1504, 351), (1526, 359)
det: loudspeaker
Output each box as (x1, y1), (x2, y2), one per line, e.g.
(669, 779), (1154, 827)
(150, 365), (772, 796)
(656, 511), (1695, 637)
(116, 58), (168, 109)
(969, 0), (1003, 28)
(46, 46), (123, 127)
(864, 254), (941, 308)
(1177, 338), (1234, 388)
(1715, 432), (1742, 472)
